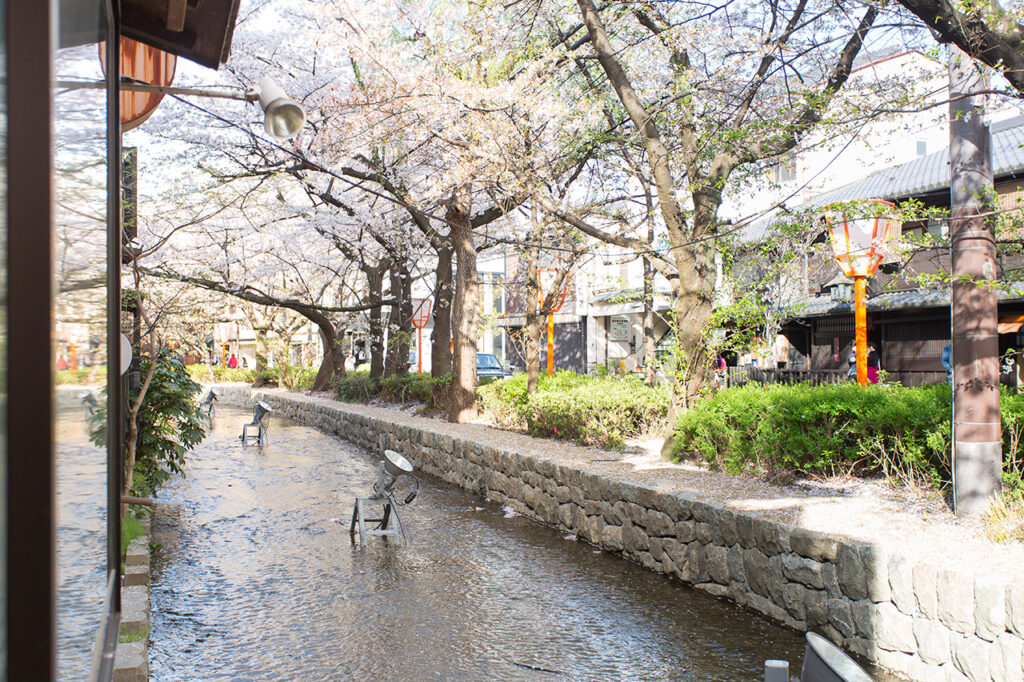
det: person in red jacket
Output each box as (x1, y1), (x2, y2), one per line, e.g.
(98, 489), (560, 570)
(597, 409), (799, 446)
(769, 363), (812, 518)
(227, 353), (238, 369)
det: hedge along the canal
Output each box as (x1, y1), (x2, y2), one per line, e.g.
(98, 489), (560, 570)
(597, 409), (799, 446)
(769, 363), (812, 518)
(477, 371), (670, 447)
(670, 382), (1001, 487)
(332, 370), (451, 409)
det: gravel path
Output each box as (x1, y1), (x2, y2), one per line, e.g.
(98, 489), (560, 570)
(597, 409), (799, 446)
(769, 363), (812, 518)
(273, 390), (1024, 583)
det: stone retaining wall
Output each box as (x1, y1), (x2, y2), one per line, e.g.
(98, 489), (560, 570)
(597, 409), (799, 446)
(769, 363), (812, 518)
(115, 518), (151, 681)
(226, 388), (1023, 682)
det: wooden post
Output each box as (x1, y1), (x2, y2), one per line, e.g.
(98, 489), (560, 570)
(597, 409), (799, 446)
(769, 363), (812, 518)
(949, 47), (1001, 515)
(547, 312), (554, 376)
(854, 276), (867, 386)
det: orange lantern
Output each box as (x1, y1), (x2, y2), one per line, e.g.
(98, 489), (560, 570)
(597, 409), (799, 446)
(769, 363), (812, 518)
(100, 37), (177, 132)
(824, 200), (897, 385)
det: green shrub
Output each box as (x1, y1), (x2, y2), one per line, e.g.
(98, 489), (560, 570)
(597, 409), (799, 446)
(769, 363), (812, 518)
(185, 364), (254, 384)
(477, 371), (669, 447)
(332, 371), (451, 409)
(91, 351), (207, 496)
(56, 366), (107, 385)
(671, 382), (955, 486)
(121, 512), (145, 559)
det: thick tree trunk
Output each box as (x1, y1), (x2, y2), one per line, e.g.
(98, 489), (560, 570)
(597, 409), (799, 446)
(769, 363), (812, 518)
(448, 191), (479, 423)
(672, 245), (715, 409)
(431, 243), (454, 378)
(312, 323), (344, 392)
(384, 264), (414, 377)
(254, 328), (269, 373)
(367, 267), (386, 380)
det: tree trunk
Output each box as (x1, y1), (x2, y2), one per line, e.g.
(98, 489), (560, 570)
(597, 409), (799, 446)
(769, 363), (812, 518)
(367, 266), (386, 380)
(398, 265), (414, 374)
(672, 245), (715, 408)
(643, 255), (657, 387)
(431, 243), (454, 378)
(525, 213), (542, 393)
(448, 191), (479, 423)
(312, 323), (344, 392)
(385, 267), (402, 377)
(335, 325), (348, 378)
(254, 328), (269, 373)
(384, 264), (414, 377)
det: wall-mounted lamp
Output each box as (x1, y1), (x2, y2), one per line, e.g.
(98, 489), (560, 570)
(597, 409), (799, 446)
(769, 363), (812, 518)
(247, 77), (306, 140)
(57, 75), (308, 140)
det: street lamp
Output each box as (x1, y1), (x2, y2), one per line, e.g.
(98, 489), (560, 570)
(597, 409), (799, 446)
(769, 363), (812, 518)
(248, 77), (307, 140)
(825, 200), (897, 385)
(57, 75), (307, 140)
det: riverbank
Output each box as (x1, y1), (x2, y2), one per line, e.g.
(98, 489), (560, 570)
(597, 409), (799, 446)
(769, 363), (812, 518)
(221, 386), (1023, 682)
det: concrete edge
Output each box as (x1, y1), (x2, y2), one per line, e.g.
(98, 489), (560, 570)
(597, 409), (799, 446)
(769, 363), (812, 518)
(115, 515), (150, 681)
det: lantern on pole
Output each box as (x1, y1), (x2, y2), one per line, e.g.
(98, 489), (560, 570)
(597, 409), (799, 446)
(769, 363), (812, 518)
(538, 269), (570, 376)
(411, 298), (433, 374)
(824, 200), (897, 385)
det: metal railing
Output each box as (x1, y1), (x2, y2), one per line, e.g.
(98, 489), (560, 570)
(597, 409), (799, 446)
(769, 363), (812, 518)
(726, 366), (947, 388)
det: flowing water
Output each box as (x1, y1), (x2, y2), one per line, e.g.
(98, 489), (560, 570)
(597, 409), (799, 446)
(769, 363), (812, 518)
(56, 407), (108, 680)
(58, 405), (896, 680)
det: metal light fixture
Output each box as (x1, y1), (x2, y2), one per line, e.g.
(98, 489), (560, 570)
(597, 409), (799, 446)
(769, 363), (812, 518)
(241, 400), (273, 444)
(350, 449), (419, 545)
(248, 77), (306, 140)
(200, 388), (219, 417)
(80, 390), (98, 415)
(57, 75), (308, 140)
(825, 200), (897, 385)
(800, 632), (872, 681)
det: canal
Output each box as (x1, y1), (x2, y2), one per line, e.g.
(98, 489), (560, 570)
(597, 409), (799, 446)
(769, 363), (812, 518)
(55, 404), (897, 680)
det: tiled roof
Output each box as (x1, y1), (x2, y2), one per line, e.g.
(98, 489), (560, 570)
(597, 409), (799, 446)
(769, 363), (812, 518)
(785, 281), (1024, 318)
(805, 114), (1024, 207)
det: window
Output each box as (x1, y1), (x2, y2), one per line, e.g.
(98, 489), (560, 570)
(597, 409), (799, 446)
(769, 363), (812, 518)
(773, 157), (797, 184)
(916, 140), (927, 156)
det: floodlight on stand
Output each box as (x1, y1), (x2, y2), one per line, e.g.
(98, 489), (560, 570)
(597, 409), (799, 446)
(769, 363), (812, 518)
(80, 390), (98, 415)
(241, 400), (273, 444)
(248, 77), (306, 140)
(200, 388), (219, 417)
(350, 449), (419, 546)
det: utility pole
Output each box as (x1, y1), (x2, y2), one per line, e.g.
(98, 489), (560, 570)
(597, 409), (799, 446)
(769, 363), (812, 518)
(949, 47), (1001, 515)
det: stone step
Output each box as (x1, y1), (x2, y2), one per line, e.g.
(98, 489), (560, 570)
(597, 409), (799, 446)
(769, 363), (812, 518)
(120, 585), (150, 637)
(113, 641), (147, 682)
(123, 564), (148, 587)
(125, 539), (148, 567)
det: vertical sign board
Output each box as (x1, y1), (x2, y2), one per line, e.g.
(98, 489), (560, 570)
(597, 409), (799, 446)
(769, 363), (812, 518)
(121, 146), (137, 249)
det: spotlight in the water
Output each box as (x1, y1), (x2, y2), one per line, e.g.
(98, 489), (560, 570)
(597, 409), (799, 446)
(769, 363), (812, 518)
(200, 389), (219, 417)
(80, 390), (98, 415)
(350, 449), (419, 545)
(241, 400), (273, 444)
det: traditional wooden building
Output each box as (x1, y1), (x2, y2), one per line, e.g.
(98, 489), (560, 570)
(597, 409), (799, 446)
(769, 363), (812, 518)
(779, 114), (1024, 385)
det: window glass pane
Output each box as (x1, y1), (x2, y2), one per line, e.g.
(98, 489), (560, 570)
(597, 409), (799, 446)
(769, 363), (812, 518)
(0, 0), (7, 672)
(53, 3), (110, 677)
